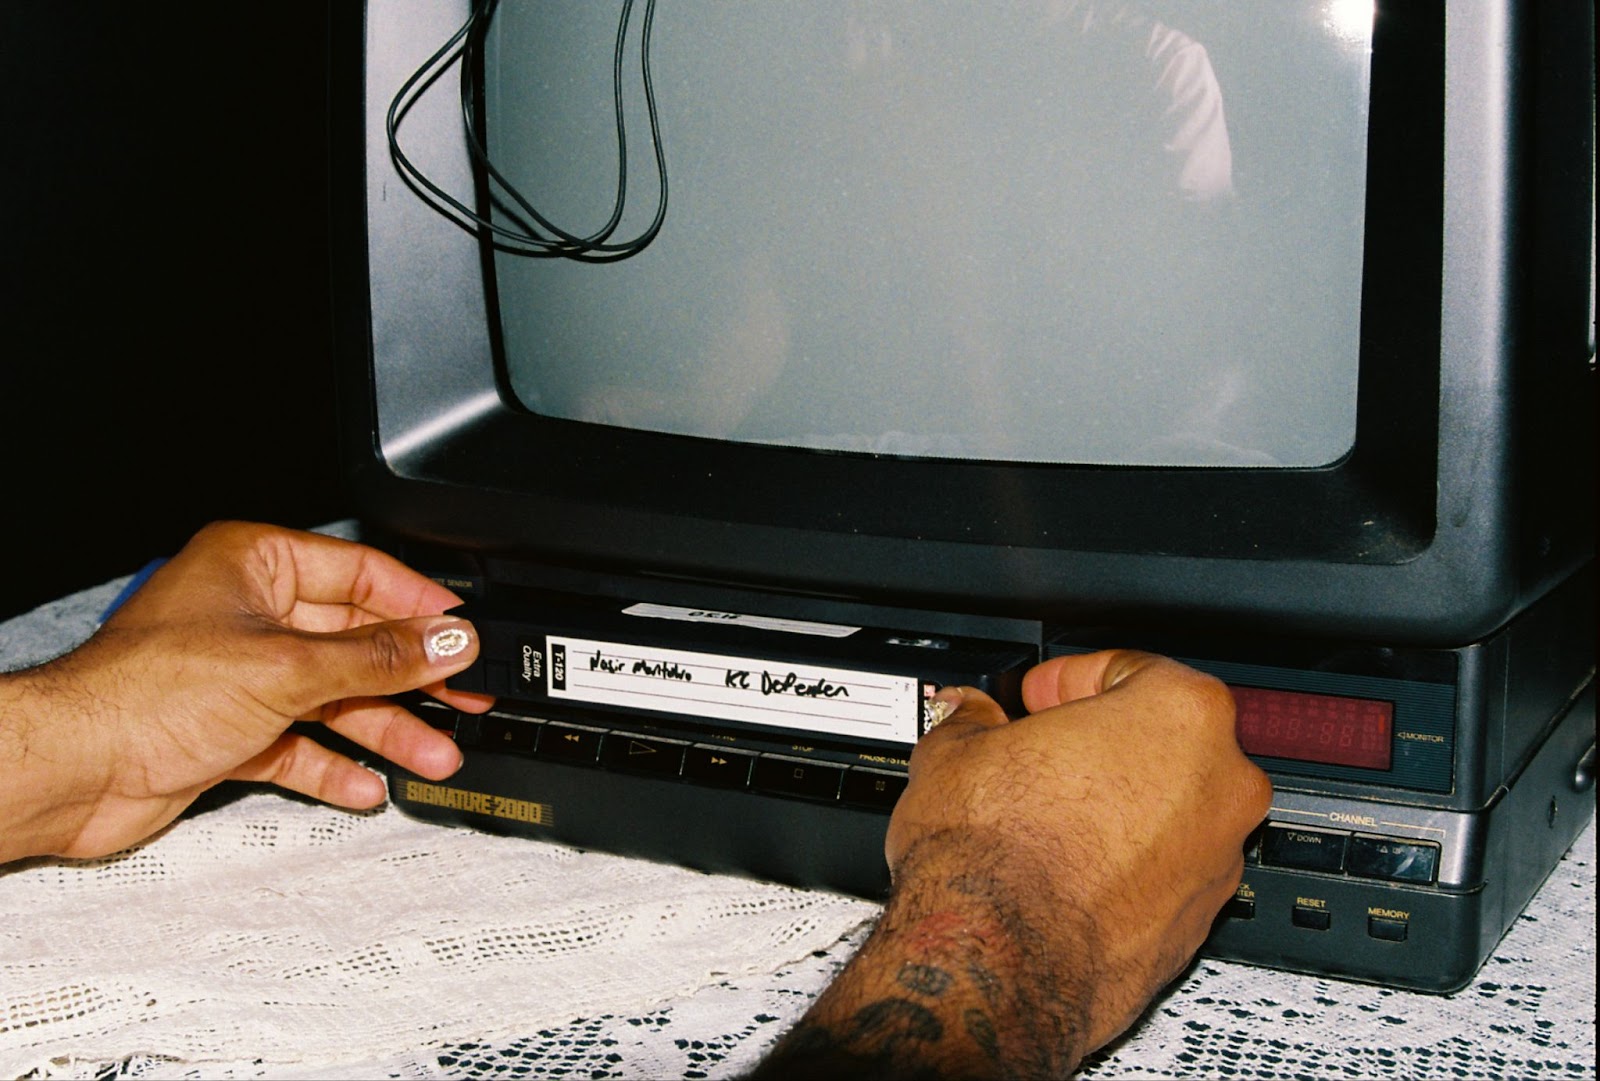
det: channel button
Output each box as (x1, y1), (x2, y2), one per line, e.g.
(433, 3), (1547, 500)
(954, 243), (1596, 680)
(1347, 835), (1441, 885)
(1260, 825), (1349, 874)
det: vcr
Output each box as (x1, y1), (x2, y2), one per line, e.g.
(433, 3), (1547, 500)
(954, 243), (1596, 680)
(387, 561), (1595, 993)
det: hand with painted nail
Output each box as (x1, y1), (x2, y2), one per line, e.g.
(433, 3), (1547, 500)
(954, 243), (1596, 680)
(754, 651), (1272, 1080)
(0, 521), (492, 863)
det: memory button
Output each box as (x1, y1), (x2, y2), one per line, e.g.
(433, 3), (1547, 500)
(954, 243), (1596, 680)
(1368, 915), (1409, 942)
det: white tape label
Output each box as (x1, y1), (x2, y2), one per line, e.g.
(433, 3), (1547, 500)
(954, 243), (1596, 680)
(548, 635), (917, 743)
(622, 602), (860, 639)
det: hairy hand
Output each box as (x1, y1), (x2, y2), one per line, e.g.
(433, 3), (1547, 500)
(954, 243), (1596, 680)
(755, 650), (1271, 1079)
(0, 521), (492, 861)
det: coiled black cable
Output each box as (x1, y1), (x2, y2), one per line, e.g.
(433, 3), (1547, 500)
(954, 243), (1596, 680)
(386, 0), (667, 262)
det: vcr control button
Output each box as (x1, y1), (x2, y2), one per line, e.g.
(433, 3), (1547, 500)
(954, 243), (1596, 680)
(751, 755), (845, 802)
(411, 700), (459, 735)
(478, 713), (539, 755)
(1346, 835), (1441, 885)
(600, 733), (687, 777)
(1261, 825), (1349, 874)
(683, 745), (755, 788)
(537, 722), (604, 763)
(1368, 915), (1409, 942)
(1223, 897), (1256, 921)
(840, 768), (907, 810)
(1292, 904), (1333, 931)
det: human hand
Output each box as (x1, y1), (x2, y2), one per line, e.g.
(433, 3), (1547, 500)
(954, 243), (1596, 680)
(0, 521), (491, 862)
(754, 650), (1271, 1079)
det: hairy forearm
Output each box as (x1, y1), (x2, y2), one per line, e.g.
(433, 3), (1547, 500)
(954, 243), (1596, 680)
(0, 665), (101, 863)
(751, 830), (1095, 1080)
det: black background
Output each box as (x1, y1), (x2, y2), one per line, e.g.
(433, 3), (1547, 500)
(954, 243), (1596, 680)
(0, 3), (346, 623)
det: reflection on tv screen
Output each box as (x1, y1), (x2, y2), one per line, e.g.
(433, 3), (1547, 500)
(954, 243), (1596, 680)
(487, 1), (1374, 468)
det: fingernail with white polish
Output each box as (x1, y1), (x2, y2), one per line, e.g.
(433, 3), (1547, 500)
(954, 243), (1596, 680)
(424, 621), (474, 664)
(922, 685), (964, 731)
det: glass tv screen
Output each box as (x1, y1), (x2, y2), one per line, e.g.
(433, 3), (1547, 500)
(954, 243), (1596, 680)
(482, 1), (1374, 468)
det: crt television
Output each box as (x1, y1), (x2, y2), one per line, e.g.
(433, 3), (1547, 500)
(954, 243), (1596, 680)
(332, 1), (1596, 992)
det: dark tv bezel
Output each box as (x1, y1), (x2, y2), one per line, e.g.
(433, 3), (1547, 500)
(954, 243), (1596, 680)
(332, 2), (1595, 645)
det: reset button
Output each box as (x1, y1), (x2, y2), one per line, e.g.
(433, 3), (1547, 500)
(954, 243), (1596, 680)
(1292, 904), (1332, 931)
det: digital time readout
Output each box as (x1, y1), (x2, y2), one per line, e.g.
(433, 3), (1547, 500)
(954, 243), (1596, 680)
(1230, 685), (1394, 770)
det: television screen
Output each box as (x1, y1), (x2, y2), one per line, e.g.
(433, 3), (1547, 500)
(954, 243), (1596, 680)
(483, 2), (1373, 468)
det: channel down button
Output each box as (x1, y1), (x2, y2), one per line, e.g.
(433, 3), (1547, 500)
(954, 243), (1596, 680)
(1260, 825), (1349, 874)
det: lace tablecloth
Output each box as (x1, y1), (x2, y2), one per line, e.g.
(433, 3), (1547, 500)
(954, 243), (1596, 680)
(2, 572), (1594, 1079)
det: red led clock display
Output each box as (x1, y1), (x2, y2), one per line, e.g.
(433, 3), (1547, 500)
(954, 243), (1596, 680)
(1230, 685), (1394, 771)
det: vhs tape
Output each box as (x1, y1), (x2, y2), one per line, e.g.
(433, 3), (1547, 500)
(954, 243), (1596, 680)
(387, 586), (1038, 896)
(444, 588), (1036, 751)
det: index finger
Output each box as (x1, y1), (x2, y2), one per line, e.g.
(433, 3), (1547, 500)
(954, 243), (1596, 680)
(262, 528), (464, 627)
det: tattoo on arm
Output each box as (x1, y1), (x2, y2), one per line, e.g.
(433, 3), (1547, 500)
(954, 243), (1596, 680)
(750, 831), (1095, 1079)
(963, 1008), (1002, 1063)
(756, 999), (945, 1080)
(898, 963), (952, 997)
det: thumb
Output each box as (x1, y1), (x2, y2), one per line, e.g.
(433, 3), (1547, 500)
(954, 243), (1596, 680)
(269, 616), (479, 715)
(1020, 649), (1163, 712)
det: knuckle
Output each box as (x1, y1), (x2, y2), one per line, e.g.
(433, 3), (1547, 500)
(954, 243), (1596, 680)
(265, 735), (313, 789)
(248, 631), (323, 704)
(1239, 759), (1275, 817)
(364, 625), (413, 676)
(193, 519), (255, 551)
(368, 701), (412, 759)
(1187, 668), (1239, 719)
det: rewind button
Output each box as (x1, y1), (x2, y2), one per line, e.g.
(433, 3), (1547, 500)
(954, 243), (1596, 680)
(536, 722), (604, 764)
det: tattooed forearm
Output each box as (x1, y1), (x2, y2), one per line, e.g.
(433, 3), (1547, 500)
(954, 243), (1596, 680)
(753, 654), (1270, 1078)
(761, 999), (945, 1080)
(749, 831), (1094, 1079)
